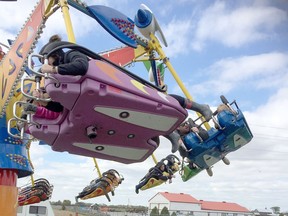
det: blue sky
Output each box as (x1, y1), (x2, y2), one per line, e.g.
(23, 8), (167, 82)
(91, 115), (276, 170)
(1, 0), (288, 212)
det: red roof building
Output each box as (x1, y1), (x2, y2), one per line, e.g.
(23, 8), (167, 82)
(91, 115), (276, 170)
(159, 192), (201, 204)
(200, 200), (250, 212)
(149, 192), (251, 216)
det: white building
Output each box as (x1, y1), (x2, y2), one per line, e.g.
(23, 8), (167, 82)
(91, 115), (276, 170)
(148, 192), (252, 216)
(252, 208), (277, 216)
(17, 200), (55, 216)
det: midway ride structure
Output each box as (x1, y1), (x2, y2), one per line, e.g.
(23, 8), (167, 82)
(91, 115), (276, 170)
(0, 1), (189, 214)
(0, 0), (253, 215)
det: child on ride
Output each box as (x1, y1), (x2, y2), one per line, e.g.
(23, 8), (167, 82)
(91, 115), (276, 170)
(23, 88), (63, 119)
(135, 161), (174, 194)
(39, 34), (89, 76)
(164, 94), (212, 153)
(20, 33), (89, 122)
(176, 120), (209, 158)
(16, 87), (63, 133)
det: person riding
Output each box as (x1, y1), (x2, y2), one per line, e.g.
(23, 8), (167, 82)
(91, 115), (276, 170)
(165, 94), (212, 153)
(135, 161), (174, 194)
(23, 34), (89, 115)
(176, 120), (210, 158)
(39, 34), (89, 76)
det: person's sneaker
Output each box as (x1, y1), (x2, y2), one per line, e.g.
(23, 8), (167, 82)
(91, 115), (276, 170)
(167, 131), (181, 153)
(171, 140), (181, 153)
(23, 104), (37, 114)
(222, 156), (230, 165)
(202, 105), (213, 121)
(206, 167), (213, 177)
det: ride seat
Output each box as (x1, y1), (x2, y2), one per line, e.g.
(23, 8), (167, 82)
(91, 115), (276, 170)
(36, 59), (187, 164)
(45, 75), (83, 110)
(217, 110), (239, 135)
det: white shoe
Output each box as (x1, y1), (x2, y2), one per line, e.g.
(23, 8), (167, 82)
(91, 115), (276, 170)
(222, 156), (230, 165)
(206, 167), (213, 177)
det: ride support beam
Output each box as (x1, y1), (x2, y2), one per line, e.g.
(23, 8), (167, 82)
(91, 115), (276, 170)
(0, 0), (46, 117)
(59, 0), (76, 43)
(151, 154), (158, 164)
(93, 158), (102, 177)
(148, 33), (211, 130)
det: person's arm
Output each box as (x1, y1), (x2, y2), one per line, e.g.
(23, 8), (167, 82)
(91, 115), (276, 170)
(197, 126), (209, 140)
(31, 89), (63, 113)
(165, 165), (174, 177)
(34, 106), (60, 120)
(57, 51), (89, 76)
(158, 173), (169, 181)
(191, 125), (209, 141)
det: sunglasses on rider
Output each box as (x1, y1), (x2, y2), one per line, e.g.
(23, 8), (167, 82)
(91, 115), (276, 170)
(180, 122), (188, 127)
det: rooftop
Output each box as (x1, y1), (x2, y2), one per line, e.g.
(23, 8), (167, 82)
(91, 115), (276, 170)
(200, 200), (250, 212)
(150, 192), (250, 213)
(156, 192), (201, 204)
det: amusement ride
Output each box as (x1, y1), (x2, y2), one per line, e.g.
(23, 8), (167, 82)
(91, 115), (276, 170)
(0, 1), (253, 215)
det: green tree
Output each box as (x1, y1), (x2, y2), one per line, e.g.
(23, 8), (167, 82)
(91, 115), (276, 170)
(62, 200), (71, 206)
(51, 200), (62, 205)
(75, 201), (86, 206)
(171, 212), (177, 216)
(151, 207), (160, 216)
(160, 207), (170, 216)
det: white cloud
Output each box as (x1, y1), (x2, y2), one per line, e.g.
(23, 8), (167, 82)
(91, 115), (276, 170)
(0, 1), (107, 50)
(247, 87), (288, 127)
(0, 1), (38, 44)
(0, 1), (34, 31)
(192, 1), (287, 50)
(139, 1), (287, 59)
(162, 19), (193, 57)
(188, 52), (288, 96)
